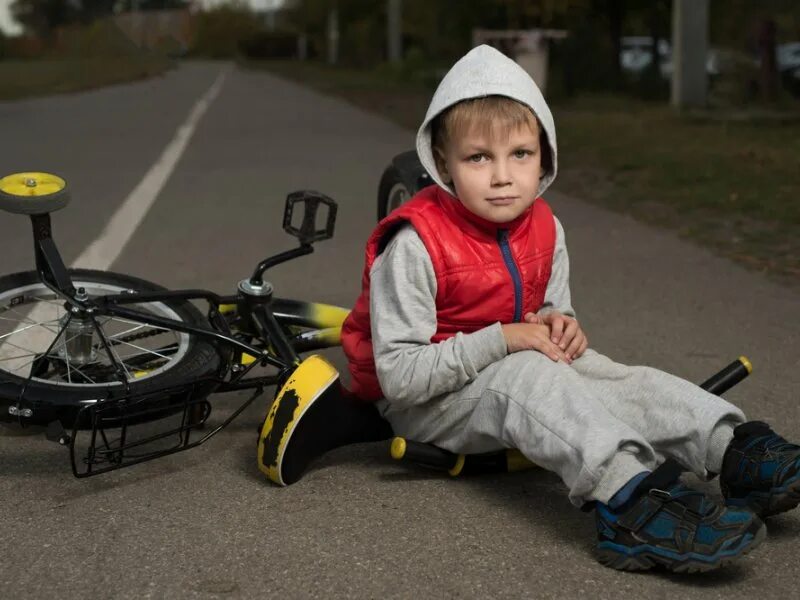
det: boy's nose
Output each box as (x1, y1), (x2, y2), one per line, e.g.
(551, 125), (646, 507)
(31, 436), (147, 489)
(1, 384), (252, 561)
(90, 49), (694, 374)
(491, 160), (512, 186)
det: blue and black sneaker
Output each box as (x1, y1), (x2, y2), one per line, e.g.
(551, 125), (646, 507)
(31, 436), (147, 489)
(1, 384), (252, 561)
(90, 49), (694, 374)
(720, 421), (800, 517)
(595, 460), (765, 572)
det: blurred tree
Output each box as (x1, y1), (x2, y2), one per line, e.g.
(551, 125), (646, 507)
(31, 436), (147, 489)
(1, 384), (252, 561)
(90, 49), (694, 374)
(138, 0), (192, 9)
(11, 0), (75, 37)
(403, 0), (489, 63)
(288, 0), (594, 66)
(632, 0), (670, 98)
(11, 0), (80, 39)
(191, 1), (262, 58)
(287, 0), (383, 65)
(709, 0), (798, 102)
(597, 0), (626, 85)
(284, 0), (332, 59)
(489, 0), (544, 29)
(710, 0), (799, 47)
(75, 0), (116, 21)
(757, 18), (778, 102)
(283, 0), (797, 100)
(9, 0), (191, 38)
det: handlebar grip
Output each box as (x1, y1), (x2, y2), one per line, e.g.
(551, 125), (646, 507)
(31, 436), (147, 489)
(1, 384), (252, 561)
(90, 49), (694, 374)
(391, 437), (463, 474)
(699, 356), (752, 396)
(390, 438), (536, 476)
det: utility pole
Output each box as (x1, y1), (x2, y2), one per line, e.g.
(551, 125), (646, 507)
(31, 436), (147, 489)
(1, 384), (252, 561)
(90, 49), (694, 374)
(387, 0), (402, 64)
(130, 0), (145, 49)
(671, 0), (709, 109)
(327, 5), (339, 65)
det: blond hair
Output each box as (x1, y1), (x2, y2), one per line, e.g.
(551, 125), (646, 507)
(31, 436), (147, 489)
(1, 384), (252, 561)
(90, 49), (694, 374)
(431, 96), (552, 175)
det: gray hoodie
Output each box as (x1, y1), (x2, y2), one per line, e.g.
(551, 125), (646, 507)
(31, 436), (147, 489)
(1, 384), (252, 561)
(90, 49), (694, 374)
(371, 45), (574, 408)
(416, 44), (559, 199)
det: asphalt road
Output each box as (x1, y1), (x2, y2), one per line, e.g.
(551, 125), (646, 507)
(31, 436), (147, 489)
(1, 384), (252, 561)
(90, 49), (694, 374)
(0, 61), (798, 599)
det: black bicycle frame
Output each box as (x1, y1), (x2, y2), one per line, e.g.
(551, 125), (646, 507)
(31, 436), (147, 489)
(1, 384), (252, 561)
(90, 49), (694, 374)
(27, 210), (327, 375)
(8, 192), (345, 476)
(12, 222), (344, 476)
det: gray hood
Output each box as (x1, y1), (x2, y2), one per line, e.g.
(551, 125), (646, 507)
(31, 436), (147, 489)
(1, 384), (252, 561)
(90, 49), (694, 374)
(415, 44), (558, 198)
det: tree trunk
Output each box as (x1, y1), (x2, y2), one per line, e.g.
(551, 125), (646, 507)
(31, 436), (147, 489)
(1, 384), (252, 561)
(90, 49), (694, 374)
(606, 0), (626, 87)
(647, 1), (662, 82)
(757, 19), (778, 102)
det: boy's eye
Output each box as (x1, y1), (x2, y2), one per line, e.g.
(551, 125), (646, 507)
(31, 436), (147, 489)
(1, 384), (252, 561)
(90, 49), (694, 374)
(513, 149), (533, 159)
(468, 153), (486, 163)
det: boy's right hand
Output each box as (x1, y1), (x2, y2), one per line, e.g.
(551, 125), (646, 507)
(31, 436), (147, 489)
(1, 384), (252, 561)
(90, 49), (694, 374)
(501, 322), (571, 363)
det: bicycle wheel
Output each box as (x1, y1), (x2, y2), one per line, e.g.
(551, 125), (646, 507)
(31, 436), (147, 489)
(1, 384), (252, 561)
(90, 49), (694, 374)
(0, 269), (224, 426)
(377, 164), (412, 221)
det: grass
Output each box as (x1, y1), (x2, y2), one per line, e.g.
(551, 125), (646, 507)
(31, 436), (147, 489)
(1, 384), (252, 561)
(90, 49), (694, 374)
(554, 96), (800, 284)
(0, 57), (174, 101)
(245, 59), (800, 286)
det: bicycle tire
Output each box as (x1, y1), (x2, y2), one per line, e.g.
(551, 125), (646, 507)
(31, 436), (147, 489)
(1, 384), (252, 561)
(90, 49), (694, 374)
(0, 269), (225, 426)
(377, 164), (411, 221)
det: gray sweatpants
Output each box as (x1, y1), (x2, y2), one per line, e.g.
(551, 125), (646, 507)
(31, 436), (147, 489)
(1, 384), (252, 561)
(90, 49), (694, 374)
(377, 349), (745, 506)
(369, 225), (746, 507)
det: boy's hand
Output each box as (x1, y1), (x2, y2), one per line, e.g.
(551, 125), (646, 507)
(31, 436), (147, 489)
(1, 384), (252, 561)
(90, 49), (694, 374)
(501, 322), (570, 363)
(524, 311), (588, 361)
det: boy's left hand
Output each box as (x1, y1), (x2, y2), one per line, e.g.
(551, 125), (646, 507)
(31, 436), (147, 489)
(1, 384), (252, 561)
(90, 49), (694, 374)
(524, 311), (588, 362)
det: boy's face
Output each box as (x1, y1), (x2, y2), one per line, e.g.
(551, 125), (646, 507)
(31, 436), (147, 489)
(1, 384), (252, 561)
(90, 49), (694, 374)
(436, 121), (542, 224)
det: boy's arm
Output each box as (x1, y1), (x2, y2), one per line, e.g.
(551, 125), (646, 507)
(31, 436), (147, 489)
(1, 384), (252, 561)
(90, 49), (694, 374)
(370, 225), (507, 408)
(536, 217), (576, 319)
(529, 216), (588, 361)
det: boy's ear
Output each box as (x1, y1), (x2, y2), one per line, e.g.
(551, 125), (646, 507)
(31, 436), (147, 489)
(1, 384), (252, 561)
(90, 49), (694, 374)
(433, 148), (451, 184)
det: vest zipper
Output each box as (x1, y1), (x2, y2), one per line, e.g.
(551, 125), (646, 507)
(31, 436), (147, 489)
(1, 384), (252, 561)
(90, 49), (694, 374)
(497, 229), (523, 322)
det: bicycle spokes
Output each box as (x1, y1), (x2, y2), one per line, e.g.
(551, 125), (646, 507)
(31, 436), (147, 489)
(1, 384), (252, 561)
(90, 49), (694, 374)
(0, 282), (190, 386)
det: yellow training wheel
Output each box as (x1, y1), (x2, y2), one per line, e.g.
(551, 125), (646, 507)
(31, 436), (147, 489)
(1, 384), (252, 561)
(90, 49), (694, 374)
(0, 172), (70, 215)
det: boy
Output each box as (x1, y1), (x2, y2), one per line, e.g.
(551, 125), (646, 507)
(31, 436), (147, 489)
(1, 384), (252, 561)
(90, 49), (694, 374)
(341, 45), (800, 573)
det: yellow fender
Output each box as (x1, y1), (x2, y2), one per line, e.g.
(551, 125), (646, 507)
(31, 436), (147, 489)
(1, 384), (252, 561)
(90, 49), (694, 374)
(257, 354), (339, 486)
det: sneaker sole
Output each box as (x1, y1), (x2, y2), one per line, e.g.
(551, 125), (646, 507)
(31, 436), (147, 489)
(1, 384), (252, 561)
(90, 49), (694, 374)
(594, 521), (766, 573)
(728, 477), (800, 518)
(767, 484), (800, 516)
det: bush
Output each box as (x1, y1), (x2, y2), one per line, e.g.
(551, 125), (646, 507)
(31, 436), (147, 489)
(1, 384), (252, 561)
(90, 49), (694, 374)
(554, 18), (619, 96)
(708, 50), (762, 107)
(54, 20), (142, 59)
(239, 30), (297, 59)
(374, 46), (444, 89)
(339, 17), (384, 67)
(191, 3), (264, 59)
(3, 35), (46, 59)
(154, 35), (187, 59)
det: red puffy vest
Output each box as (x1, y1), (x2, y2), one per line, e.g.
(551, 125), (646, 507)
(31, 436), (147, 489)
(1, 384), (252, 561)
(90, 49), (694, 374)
(341, 185), (556, 401)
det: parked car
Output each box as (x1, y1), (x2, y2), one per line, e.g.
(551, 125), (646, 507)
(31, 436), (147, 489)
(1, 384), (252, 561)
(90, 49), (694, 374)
(777, 42), (800, 72)
(620, 37), (746, 79)
(776, 43), (800, 96)
(620, 36), (671, 76)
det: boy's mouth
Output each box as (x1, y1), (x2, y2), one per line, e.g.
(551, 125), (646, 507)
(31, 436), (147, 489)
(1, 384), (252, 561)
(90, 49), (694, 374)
(486, 196), (518, 205)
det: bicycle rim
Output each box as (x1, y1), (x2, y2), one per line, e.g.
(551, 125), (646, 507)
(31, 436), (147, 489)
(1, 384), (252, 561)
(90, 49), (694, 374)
(0, 281), (191, 387)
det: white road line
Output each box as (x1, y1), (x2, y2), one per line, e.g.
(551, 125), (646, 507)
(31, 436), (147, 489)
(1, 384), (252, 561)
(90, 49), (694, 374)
(74, 66), (229, 270)
(0, 66), (229, 376)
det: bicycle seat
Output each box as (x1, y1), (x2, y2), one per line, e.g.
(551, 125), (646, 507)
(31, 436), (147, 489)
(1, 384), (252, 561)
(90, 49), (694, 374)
(0, 172), (70, 215)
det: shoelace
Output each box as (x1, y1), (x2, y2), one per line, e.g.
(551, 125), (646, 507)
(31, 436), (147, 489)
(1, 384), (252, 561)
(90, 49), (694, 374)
(749, 433), (799, 456)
